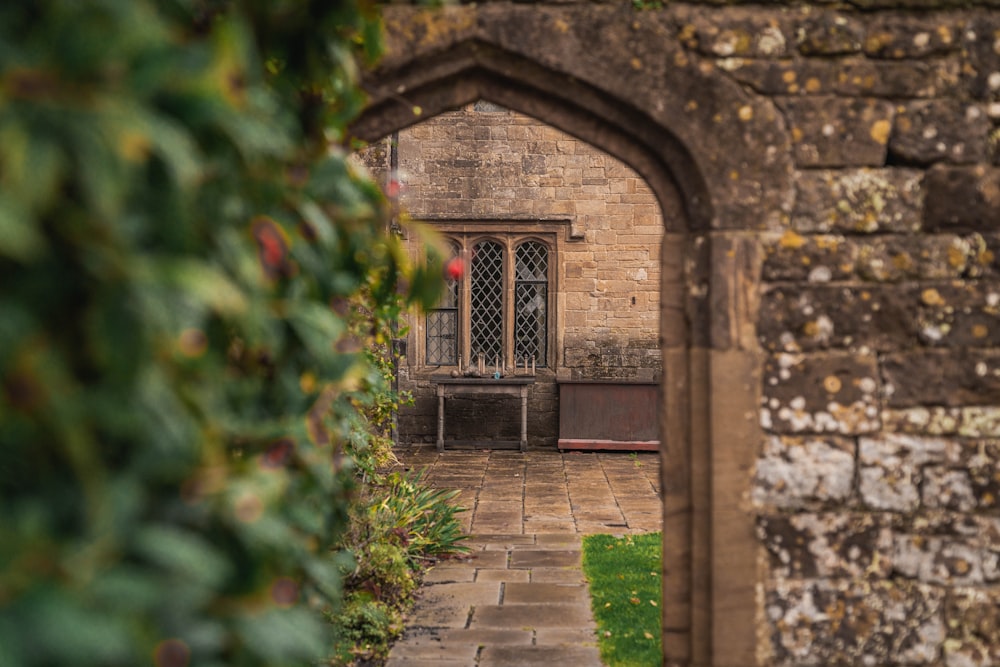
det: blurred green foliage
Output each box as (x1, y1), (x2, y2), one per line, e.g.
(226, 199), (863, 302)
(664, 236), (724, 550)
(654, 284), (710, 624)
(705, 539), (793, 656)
(0, 1), (450, 665)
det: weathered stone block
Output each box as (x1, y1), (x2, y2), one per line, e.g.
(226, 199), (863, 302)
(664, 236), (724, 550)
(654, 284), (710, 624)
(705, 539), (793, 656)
(834, 58), (963, 99)
(863, 16), (962, 59)
(792, 168), (923, 234)
(889, 101), (991, 165)
(797, 13), (865, 55)
(761, 352), (880, 434)
(894, 534), (990, 585)
(855, 234), (970, 282)
(924, 165), (1000, 232)
(912, 281), (1000, 347)
(757, 512), (892, 579)
(945, 587), (1000, 667)
(859, 433), (957, 512)
(758, 285), (914, 352)
(753, 435), (855, 509)
(723, 57), (963, 99)
(923, 467), (978, 512)
(675, 6), (792, 58)
(883, 350), (1000, 407)
(969, 445), (1000, 510)
(882, 407), (961, 436)
(778, 96), (895, 167)
(766, 578), (945, 666)
(762, 232), (856, 283)
(889, 407), (1000, 438)
(718, 58), (832, 97)
(965, 14), (1000, 102)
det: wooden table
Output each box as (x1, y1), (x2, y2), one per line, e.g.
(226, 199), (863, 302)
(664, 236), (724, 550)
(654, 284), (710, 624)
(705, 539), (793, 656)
(433, 377), (536, 451)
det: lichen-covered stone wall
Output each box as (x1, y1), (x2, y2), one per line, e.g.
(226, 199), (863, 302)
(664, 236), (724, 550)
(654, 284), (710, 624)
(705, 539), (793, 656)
(706, 5), (1000, 665)
(355, 2), (1000, 664)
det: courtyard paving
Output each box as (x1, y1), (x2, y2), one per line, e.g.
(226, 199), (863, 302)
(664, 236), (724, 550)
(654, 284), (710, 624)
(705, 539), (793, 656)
(385, 448), (663, 667)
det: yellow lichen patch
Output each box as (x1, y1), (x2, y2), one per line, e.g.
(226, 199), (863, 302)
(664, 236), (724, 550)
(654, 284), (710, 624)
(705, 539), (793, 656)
(948, 244), (967, 268)
(865, 32), (893, 52)
(972, 324), (989, 339)
(675, 52), (690, 68)
(791, 127), (804, 142)
(803, 320), (820, 336)
(823, 375), (842, 394)
(804, 78), (821, 93)
(730, 170), (741, 180)
(780, 230), (806, 249)
(738, 105), (754, 121)
(937, 25), (953, 45)
(631, 57), (643, 70)
(921, 288), (945, 306)
(553, 18), (570, 33)
(782, 70), (797, 83)
(870, 119), (891, 145)
(892, 253), (914, 271)
(815, 236), (840, 251)
(685, 99), (698, 112)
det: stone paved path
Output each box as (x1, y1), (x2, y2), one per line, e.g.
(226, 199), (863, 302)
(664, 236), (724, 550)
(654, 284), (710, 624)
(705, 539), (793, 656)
(385, 448), (662, 667)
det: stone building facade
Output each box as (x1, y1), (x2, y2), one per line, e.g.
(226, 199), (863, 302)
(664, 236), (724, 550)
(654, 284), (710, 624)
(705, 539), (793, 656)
(351, 2), (1000, 666)
(362, 102), (666, 447)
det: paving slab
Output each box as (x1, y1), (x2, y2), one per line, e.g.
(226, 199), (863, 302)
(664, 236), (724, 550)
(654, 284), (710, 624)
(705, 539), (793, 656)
(479, 645), (603, 667)
(386, 449), (662, 665)
(471, 603), (594, 629)
(503, 582), (590, 604)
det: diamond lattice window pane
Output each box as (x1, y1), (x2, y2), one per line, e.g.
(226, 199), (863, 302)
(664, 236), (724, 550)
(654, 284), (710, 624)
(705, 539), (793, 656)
(425, 240), (459, 364)
(470, 240), (504, 363)
(426, 310), (457, 365)
(514, 241), (548, 366)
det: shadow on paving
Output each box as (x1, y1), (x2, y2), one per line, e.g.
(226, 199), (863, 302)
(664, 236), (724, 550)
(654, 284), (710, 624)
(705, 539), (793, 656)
(385, 448), (662, 667)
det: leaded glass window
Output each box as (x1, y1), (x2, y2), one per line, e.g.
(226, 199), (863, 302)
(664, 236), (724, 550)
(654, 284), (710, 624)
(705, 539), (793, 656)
(422, 233), (551, 370)
(425, 242), (459, 365)
(515, 241), (547, 366)
(470, 240), (504, 364)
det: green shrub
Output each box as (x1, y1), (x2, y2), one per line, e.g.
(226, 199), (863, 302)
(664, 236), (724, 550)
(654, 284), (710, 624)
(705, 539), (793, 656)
(0, 2), (448, 666)
(329, 468), (469, 664)
(330, 592), (404, 665)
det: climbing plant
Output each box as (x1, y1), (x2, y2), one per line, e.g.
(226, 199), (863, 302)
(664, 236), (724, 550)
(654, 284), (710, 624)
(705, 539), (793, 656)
(0, 1), (446, 665)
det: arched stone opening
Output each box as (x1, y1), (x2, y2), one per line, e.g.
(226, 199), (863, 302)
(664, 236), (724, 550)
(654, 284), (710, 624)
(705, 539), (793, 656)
(352, 10), (794, 664)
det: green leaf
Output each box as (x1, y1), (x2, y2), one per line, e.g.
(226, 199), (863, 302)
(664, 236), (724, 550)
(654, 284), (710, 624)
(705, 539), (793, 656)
(0, 194), (46, 261)
(287, 300), (346, 362)
(133, 524), (232, 588)
(238, 607), (328, 662)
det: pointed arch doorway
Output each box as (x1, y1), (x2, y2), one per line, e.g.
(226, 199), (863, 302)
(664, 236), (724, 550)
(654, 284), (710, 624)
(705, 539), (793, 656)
(352, 11), (794, 665)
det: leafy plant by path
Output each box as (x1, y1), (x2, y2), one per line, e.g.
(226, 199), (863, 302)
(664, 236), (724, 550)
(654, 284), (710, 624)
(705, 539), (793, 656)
(582, 532), (663, 667)
(0, 2), (452, 666)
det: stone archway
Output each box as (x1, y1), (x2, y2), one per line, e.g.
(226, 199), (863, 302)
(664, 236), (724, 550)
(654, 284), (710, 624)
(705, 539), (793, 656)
(352, 6), (795, 665)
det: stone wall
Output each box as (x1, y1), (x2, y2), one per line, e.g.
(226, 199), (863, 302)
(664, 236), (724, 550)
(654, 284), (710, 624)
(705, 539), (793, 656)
(353, 2), (1000, 665)
(703, 7), (1000, 665)
(364, 102), (665, 447)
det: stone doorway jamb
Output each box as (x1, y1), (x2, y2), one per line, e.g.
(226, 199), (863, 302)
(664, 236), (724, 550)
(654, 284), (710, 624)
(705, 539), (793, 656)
(351, 8), (794, 665)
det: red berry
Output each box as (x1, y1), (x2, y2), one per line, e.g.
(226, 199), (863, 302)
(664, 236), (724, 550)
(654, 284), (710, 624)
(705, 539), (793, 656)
(444, 257), (463, 280)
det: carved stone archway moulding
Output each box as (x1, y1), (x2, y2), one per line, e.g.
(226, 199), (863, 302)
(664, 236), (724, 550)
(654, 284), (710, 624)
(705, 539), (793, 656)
(352, 5), (796, 666)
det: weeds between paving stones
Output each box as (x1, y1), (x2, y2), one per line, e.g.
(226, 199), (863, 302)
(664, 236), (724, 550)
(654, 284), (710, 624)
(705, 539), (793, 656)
(582, 532), (663, 667)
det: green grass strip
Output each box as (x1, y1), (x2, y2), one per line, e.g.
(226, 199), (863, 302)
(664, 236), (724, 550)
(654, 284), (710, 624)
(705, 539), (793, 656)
(581, 532), (662, 667)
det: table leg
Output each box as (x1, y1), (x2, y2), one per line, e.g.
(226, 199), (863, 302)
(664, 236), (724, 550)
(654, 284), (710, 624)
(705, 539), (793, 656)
(520, 385), (528, 452)
(437, 385), (445, 452)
